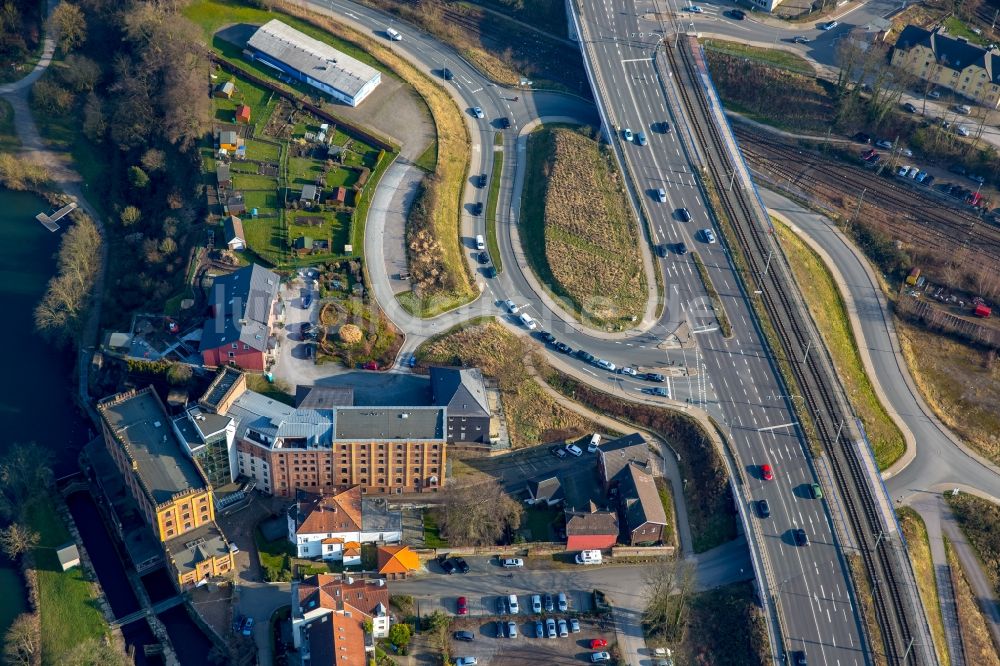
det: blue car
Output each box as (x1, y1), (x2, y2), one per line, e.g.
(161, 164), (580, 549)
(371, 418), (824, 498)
(242, 617), (254, 636)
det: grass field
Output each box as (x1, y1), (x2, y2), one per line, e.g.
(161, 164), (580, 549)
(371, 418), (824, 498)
(485, 149), (504, 273)
(897, 507), (950, 666)
(776, 220), (906, 469)
(521, 126), (646, 329)
(896, 318), (1000, 466)
(946, 538), (1000, 666)
(25, 497), (109, 665)
(423, 512), (448, 548)
(946, 493), (1000, 597)
(244, 137), (281, 162)
(243, 215), (286, 265)
(943, 16), (989, 46)
(212, 75), (280, 136)
(232, 173), (279, 191)
(416, 319), (600, 447)
(703, 40), (814, 75)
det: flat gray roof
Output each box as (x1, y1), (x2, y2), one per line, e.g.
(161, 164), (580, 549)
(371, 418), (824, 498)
(164, 522), (230, 576)
(247, 20), (380, 99)
(335, 407), (444, 441)
(99, 388), (207, 504)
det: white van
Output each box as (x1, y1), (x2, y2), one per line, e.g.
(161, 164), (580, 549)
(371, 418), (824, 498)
(588, 434), (601, 452)
(386, 28), (402, 41)
(575, 549), (602, 565)
(518, 313), (537, 330)
(475, 234), (485, 250)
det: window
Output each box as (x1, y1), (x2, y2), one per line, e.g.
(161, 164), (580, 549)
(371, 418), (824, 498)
(232, 343), (238, 349)
(228, 352), (235, 358)
(184, 523), (191, 530)
(243, 344), (250, 350)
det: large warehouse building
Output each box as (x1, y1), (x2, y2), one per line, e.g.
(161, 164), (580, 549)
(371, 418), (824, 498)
(246, 19), (381, 107)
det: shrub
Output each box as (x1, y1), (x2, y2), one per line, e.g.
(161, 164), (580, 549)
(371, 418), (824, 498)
(339, 323), (363, 344)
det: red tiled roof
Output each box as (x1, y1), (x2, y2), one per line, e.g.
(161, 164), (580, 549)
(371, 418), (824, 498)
(567, 534), (617, 551)
(296, 573), (389, 618)
(295, 487), (363, 535)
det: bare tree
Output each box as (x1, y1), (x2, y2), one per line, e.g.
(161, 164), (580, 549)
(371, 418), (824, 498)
(435, 477), (523, 546)
(3, 613), (40, 666)
(642, 558), (696, 642)
(34, 216), (103, 345)
(59, 638), (131, 666)
(0, 524), (40, 560)
(48, 2), (86, 53)
(0, 443), (53, 520)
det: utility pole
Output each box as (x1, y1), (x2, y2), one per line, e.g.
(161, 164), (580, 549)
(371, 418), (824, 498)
(762, 249), (774, 278)
(728, 169), (737, 191)
(802, 339), (813, 364)
(850, 187), (867, 226)
(993, 7), (999, 30)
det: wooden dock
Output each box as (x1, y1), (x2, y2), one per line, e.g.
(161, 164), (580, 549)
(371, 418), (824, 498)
(36, 201), (77, 232)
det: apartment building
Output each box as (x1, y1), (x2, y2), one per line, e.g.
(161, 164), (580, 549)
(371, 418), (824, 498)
(892, 25), (1000, 108)
(179, 367), (448, 498)
(291, 574), (391, 665)
(97, 387), (235, 588)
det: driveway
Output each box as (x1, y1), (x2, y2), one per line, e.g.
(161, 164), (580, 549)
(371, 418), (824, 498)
(271, 273), (342, 387)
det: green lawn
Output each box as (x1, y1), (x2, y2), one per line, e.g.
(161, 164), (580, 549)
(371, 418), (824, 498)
(943, 17), (988, 46)
(415, 138), (438, 172)
(522, 506), (561, 542)
(25, 497), (109, 665)
(243, 214), (285, 264)
(245, 138), (281, 162)
(288, 210), (351, 255)
(703, 39), (815, 75)
(325, 167), (360, 188)
(288, 157), (323, 186)
(254, 526), (295, 582)
(422, 511), (448, 548)
(213, 74), (279, 135)
(485, 150), (504, 273)
(232, 173), (279, 191)
(242, 190), (279, 213)
(654, 477), (676, 547)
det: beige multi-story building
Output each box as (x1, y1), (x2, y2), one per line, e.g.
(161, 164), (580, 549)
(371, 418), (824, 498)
(98, 387), (235, 588)
(892, 25), (1000, 109)
(180, 367), (448, 498)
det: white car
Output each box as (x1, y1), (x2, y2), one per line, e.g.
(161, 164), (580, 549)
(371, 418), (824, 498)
(657, 188), (667, 203)
(685, 5), (704, 12)
(507, 594), (519, 614)
(955, 125), (970, 137)
(620, 366), (638, 376)
(901, 148), (913, 157)
(927, 90), (941, 99)
(519, 312), (537, 330)
(703, 229), (717, 243)
(595, 359), (617, 371)
(501, 558), (524, 568)
(531, 595), (542, 613)
(623, 128), (633, 141)
(565, 443), (583, 457)
(592, 651), (611, 662)
(897, 165), (911, 177)
(820, 20), (838, 30)
(472, 107), (485, 119)
(456, 658), (479, 666)
(504, 299), (519, 314)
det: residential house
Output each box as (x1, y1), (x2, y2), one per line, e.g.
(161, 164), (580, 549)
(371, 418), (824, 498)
(598, 433), (668, 546)
(97, 387), (235, 588)
(200, 263), (280, 371)
(892, 25), (1000, 108)
(216, 162), (231, 189)
(287, 487), (402, 560)
(290, 574), (391, 664)
(245, 20), (381, 107)
(184, 367), (447, 497)
(430, 366), (491, 443)
(236, 104), (251, 124)
(214, 81), (235, 99)
(300, 184), (320, 207)
(527, 476), (564, 506)
(565, 501), (619, 552)
(377, 545), (419, 579)
(330, 187), (348, 206)
(224, 215), (246, 251)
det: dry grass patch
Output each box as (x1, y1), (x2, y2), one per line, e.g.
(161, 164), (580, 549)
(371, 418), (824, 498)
(277, 1), (475, 308)
(775, 220), (905, 469)
(947, 538), (1000, 666)
(897, 507), (950, 666)
(896, 317), (1000, 466)
(416, 319), (599, 447)
(947, 493), (1000, 597)
(522, 127), (646, 329)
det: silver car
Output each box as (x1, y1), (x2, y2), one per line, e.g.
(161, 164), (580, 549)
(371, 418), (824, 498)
(557, 618), (569, 638)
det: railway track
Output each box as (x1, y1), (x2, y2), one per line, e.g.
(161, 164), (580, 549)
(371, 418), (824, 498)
(734, 129), (1000, 271)
(665, 37), (926, 665)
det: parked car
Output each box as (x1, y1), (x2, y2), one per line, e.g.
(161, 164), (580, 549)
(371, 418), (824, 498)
(504, 299), (519, 314)
(897, 165), (912, 177)
(575, 349), (596, 363)
(454, 630), (475, 642)
(496, 597), (507, 615)
(544, 593), (554, 612)
(362, 360), (378, 371)
(954, 104), (972, 114)
(588, 433), (602, 452)
(875, 138), (893, 149)
(539, 331), (556, 344)
(455, 658), (478, 666)
(595, 359), (617, 371)
(242, 617), (254, 636)
(620, 366), (638, 376)
(558, 592), (568, 612)
(555, 342), (573, 354)
(590, 639), (609, 649)
(518, 312), (537, 330)
(592, 653), (611, 663)
(472, 202), (484, 215)
(302, 293), (312, 308)
(546, 618), (557, 638)
(647, 387), (669, 397)
(955, 125), (970, 137)
(507, 621), (518, 638)
(477, 251), (489, 264)
(439, 556), (456, 574)
(502, 558), (524, 568)
(532, 595), (542, 613)
(495, 620), (505, 636)
(565, 443), (583, 457)
(854, 132), (872, 144)
(535, 620), (544, 637)
(820, 20), (838, 30)
(233, 615), (246, 634)
(927, 89), (941, 99)
(570, 617), (580, 632)
(508, 594), (520, 614)
(454, 557), (469, 573)
(623, 128), (633, 141)
(558, 618), (569, 637)
(550, 445), (567, 459)
(902, 102), (917, 113)
(457, 596), (468, 615)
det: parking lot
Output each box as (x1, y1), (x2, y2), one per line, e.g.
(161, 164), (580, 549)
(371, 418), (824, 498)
(448, 614), (614, 665)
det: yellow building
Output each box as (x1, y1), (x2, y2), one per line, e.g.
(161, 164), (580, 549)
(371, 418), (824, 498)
(98, 387), (235, 588)
(892, 25), (1000, 109)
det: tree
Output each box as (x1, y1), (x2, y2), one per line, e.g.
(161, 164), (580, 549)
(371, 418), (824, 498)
(60, 54), (101, 92)
(159, 237), (177, 254)
(166, 363), (192, 386)
(32, 78), (75, 114)
(435, 477), (523, 546)
(128, 165), (150, 189)
(388, 623), (412, 649)
(141, 148), (166, 172)
(0, 443), (53, 520)
(120, 205), (141, 226)
(3, 613), (40, 666)
(642, 559), (695, 642)
(48, 2), (86, 53)
(0, 523), (40, 559)
(59, 637), (131, 666)
(0, 153), (50, 191)
(34, 216), (102, 345)
(82, 92), (106, 142)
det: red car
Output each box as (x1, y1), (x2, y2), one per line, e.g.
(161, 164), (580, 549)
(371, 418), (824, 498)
(590, 639), (608, 649)
(362, 360), (378, 371)
(761, 464), (774, 481)
(457, 597), (468, 615)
